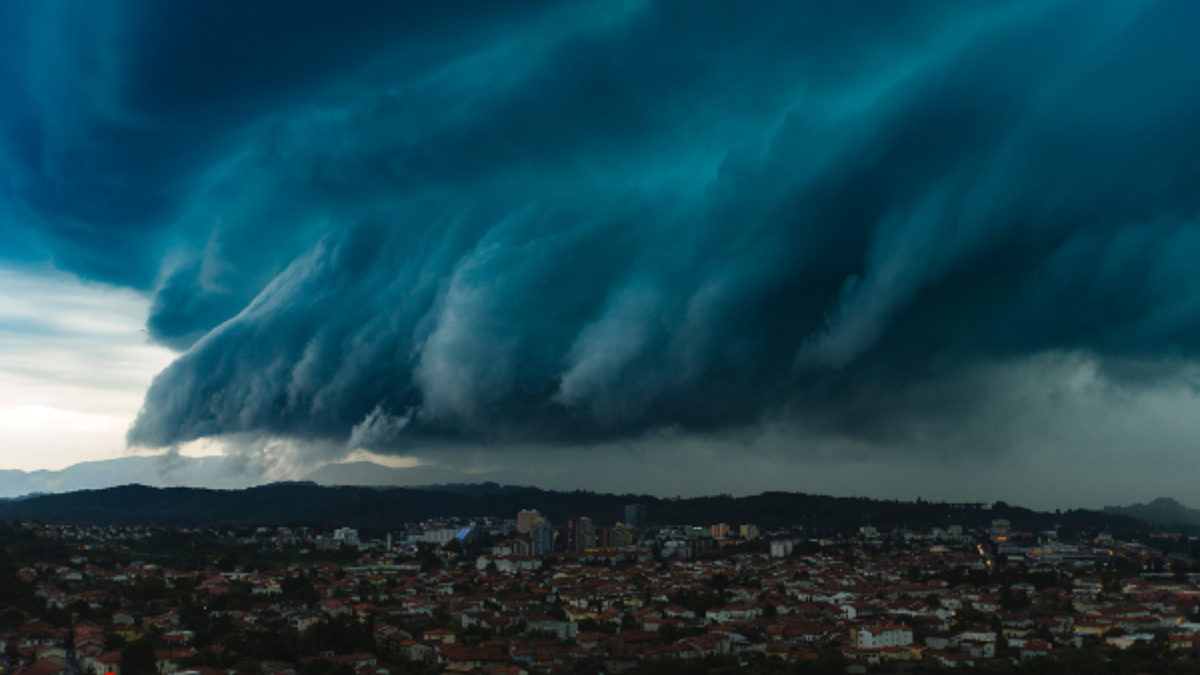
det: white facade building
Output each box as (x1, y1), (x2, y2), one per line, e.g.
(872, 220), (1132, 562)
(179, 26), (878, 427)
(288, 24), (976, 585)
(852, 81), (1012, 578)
(770, 540), (794, 558)
(855, 625), (914, 649)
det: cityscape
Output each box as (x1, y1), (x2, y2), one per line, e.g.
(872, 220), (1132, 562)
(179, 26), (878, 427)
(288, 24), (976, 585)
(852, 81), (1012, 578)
(2, 499), (1200, 675)
(5, 2), (1200, 675)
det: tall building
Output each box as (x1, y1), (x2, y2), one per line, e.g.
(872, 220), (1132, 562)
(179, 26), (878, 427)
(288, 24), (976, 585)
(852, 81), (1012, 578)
(532, 521), (556, 556)
(562, 516), (579, 552)
(596, 526), (624, 549)
(333, 527), (360, 545)
(600, 523), (635, 548)
(578, 516), (596, 551)
(740, 524), (759, 540)
(711, 523), (731, 539)
(624, 503), (647, 530)
(990, 519), (1010, 542)
(517, 509), (542, 534)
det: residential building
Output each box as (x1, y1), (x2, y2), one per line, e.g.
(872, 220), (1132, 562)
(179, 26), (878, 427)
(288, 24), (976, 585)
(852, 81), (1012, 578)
(578, 516), (596, 551)
(532, 521), (556, 556)
(853, 625), (913, 649)
(562, 516), (579, 552)
(770, 540), (794, 558)
(332, 527), (360, 545)
(624, 504), (647, 530)
(517, 510), (542, 535)
(990, 519), (1010, 542)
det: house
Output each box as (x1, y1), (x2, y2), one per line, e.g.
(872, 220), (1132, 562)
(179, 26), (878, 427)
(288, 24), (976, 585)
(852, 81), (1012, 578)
(1105, 633), (1155, 650)
(96, 651), (123, 675)
(960, 641), (994, 659)
(575, 633), (608, 652)
(523, 616), (578, 640)
(839, 603), (873, 620)
(610, 631), (662, 648)
(155, 648), (198, 674)
(1019, 640), (1053, 660)
(33, 646), (68, 666)
(318, 599), (350, 617)
(331, 653), (376, 670)
(292, 613), (323, 633)
(705, 605), (759, 624)
(936, 651), (975, 668)
(1170, 634), (1194, 651)
(13, 662), (68, 675)
(422, 628), (456, 645)
(398, 641), (433, 663)
(851, 625), (913, 649)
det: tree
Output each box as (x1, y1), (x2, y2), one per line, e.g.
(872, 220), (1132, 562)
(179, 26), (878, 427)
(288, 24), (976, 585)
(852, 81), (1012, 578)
(122, 640), (158, 675)
(235, 661), (263, 675)
(6, 635), (20, 668)
(812, 647), (849, 675)
(710, 573), (729, 593)
(0, 609), (24, 629)
(42, 605), (72, 628)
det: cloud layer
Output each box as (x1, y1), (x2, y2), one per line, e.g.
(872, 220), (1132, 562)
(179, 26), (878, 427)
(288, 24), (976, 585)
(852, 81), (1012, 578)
(3, 1), (1200, 457)
(0, 267), (172, 469)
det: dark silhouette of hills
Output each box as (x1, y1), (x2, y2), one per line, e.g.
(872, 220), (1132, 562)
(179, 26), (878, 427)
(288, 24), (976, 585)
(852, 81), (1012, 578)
(0, 456), (265, 498)
(0, 483), (1154, 534)
(0, 457), (542, 499)
(1104, 497), (1200, 528)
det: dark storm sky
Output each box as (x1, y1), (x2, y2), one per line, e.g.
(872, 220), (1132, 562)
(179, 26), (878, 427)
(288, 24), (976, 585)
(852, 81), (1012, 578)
(3, 1), (1200, 505)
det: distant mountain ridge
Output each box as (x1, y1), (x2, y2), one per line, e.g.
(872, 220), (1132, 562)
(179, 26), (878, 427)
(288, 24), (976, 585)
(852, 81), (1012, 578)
(0, 456), (536, 500)
(0, 456), (257, 498)
(0, 458), (1187, 534)
(1104, 497), (1200, 527)
(0, 482), (1156, 534)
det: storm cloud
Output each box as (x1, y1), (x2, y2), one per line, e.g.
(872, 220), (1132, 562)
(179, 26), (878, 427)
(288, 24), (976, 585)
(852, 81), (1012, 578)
(3, 1), (1200, 458)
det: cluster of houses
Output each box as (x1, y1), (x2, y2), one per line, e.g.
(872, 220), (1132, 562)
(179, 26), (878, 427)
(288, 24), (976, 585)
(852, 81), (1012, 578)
(5, 521), (1200, 674)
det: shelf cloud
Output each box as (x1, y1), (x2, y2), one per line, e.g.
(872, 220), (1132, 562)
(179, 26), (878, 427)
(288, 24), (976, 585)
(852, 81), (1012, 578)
(2, 1), (1200, 464)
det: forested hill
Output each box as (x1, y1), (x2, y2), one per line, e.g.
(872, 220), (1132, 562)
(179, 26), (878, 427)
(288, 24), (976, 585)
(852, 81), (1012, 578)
(0, 483), (1156, 535)
(1104, 497), (1200, 528)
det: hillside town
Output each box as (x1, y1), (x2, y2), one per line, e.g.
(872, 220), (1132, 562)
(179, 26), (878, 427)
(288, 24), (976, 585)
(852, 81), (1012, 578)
(3, 509), (1200, 675)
